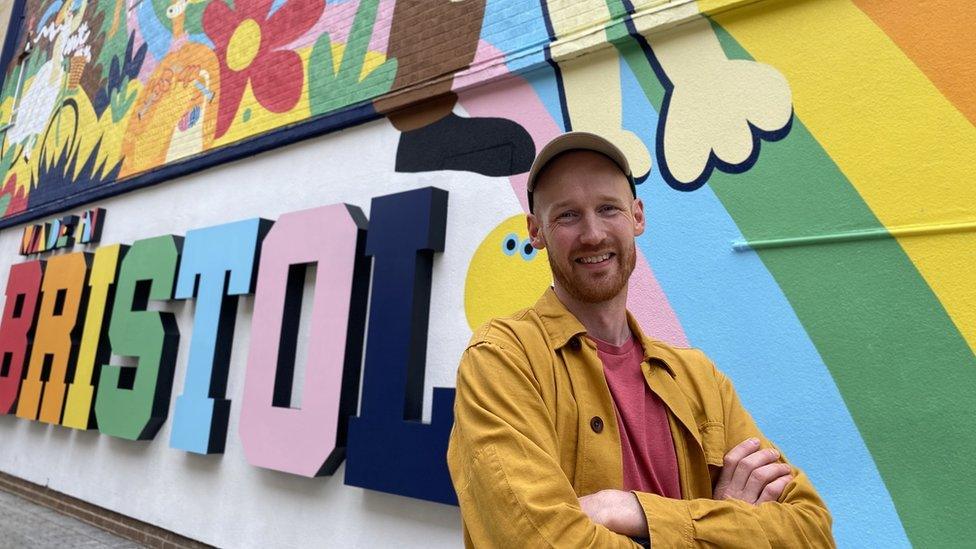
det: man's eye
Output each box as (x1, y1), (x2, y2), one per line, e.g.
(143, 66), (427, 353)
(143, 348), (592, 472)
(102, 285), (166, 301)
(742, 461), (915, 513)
(556, 211), (576, 220)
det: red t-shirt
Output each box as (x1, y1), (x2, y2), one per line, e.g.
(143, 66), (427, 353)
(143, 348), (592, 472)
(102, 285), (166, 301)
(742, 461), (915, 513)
(591, 335), (681, 499)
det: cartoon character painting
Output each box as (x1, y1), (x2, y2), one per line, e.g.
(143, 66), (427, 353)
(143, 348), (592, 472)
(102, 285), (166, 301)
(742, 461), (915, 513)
(120, 0), (219, 175)
(6, 0), (91, 162)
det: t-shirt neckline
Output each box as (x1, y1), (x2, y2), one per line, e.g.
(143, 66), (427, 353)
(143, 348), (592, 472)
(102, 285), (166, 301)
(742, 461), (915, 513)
(587, 334), (638, 356)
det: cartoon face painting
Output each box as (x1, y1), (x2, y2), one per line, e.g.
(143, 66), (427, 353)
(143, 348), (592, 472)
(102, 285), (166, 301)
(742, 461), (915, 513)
(464, 214), (551, 331)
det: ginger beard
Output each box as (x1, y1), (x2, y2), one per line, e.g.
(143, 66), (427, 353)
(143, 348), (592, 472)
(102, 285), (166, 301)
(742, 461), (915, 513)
(547, 234), (636, 304)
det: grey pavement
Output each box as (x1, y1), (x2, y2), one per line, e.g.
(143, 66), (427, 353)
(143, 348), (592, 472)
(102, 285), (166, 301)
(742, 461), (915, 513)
(0, 490), (143, 548)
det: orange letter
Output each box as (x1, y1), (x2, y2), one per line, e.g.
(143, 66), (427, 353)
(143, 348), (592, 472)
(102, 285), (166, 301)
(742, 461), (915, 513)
(16, 252), (90, 422)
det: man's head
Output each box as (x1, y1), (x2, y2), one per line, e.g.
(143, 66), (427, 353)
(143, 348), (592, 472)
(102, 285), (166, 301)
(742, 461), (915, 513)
(526, 133), (645, 304)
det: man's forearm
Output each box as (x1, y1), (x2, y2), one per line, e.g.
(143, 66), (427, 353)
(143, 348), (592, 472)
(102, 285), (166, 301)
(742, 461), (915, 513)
(579, 490), (648, 538)
(631, 489), (834, 548)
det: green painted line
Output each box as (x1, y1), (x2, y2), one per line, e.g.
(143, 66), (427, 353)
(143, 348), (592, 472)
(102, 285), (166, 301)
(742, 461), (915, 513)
(605, 0), (666, 109)
(732, 220), (976, 251)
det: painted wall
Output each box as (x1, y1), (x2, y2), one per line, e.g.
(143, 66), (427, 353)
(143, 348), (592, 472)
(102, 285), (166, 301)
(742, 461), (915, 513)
(0, 0), (973, 547)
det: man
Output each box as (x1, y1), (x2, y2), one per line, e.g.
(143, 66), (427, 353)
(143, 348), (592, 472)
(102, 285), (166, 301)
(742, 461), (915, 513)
(447, 132), (834, 547)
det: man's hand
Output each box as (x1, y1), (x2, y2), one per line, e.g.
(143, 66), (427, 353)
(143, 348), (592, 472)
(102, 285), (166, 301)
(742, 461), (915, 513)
(578, 489), (648, 538)
(713, 438), (793, 505)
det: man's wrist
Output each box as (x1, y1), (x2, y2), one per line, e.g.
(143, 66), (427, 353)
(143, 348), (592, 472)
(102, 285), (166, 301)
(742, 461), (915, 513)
(614, 491), (649, 538)
(581, 489), (648, 538)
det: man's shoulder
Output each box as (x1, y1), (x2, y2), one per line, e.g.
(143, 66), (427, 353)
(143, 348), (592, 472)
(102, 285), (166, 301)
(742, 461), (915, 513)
(467, 306), (549, 352)
(639, 336), (722, 382)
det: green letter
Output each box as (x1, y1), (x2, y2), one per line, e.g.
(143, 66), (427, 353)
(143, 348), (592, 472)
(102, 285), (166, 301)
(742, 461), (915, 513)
(96, 235), (182, 440)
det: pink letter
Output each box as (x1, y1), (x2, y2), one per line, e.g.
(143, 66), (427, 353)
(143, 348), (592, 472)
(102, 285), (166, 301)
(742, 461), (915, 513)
(238, 204), (369, 477)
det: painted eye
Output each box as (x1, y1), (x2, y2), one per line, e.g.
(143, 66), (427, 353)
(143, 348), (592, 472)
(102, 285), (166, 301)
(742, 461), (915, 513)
(520, 238), (537, 261)
(502, 233), (518, 256)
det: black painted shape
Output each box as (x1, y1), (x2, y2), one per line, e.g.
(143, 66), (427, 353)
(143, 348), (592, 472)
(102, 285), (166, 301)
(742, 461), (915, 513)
(345, 187), (457, 505)
(395, 113), (535, 177)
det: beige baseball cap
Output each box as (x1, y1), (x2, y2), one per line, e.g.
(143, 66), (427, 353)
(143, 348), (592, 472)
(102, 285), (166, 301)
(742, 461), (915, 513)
(526, 131), (636, 212)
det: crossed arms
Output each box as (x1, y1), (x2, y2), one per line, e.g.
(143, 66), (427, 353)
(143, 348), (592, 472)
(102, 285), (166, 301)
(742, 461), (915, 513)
(579, 437), (799, 537)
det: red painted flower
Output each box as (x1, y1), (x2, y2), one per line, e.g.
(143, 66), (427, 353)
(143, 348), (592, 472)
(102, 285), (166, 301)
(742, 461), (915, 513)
(203, 0), (322, 138)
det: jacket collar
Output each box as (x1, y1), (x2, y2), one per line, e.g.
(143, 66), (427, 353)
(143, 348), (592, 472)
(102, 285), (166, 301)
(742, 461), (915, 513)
(533, 288), (677, 377)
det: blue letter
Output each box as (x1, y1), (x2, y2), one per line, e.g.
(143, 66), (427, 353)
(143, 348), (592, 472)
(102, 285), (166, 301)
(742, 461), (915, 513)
(170, 218), (270, 454)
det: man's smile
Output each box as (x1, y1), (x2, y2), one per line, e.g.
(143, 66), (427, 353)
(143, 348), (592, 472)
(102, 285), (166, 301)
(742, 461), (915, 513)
(575, 252), (615, 265)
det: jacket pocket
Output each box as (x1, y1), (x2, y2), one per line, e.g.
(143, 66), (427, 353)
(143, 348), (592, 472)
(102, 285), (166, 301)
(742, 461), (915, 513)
(699, 421), (726, 467)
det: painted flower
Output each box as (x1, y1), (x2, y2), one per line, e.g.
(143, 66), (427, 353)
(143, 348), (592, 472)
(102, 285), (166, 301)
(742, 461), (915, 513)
(203, 0), (322, 138)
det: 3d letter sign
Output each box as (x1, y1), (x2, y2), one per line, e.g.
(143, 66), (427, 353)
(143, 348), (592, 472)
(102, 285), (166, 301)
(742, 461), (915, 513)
(172, 219), (270, 454)
(239, 204), (369, 477)
(0, 188), (457, 505)
(346, 188), (456, 505)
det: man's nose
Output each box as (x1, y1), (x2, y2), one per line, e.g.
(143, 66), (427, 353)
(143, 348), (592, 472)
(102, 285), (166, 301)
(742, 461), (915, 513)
(579, 214), (607, 246)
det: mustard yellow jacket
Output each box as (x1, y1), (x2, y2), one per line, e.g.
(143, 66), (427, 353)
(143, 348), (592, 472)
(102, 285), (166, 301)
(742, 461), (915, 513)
(448, 289), (834, 548)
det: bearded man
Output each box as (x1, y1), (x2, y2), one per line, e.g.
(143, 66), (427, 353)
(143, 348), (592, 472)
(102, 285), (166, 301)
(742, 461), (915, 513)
(447, 132), (835, 547)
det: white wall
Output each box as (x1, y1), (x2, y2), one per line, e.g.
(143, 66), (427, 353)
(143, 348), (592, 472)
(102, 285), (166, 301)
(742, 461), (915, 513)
(0, 112), (521, 547)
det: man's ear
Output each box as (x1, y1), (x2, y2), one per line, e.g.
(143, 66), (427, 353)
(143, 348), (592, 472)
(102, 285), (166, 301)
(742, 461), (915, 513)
(632, 198), (646, 237)
(527, 214), (546, 249)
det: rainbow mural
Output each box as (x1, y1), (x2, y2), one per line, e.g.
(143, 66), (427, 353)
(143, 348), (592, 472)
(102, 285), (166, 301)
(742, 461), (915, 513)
(0, 0), (973, 546)
(462, 3), (975, 545)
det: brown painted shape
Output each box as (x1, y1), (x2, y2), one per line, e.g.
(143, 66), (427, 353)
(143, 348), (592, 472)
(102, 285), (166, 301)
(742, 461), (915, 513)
(374, 0), (486, 129)
(853, 0), (976, 125)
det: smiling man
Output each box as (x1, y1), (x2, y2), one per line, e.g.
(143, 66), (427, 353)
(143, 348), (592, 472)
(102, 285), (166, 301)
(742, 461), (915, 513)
(447, 132), (835, 547)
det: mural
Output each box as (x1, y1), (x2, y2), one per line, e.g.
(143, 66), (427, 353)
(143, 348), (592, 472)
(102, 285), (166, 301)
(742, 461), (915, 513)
(0, 0), (539, 222)
(0, 0), (974, 547)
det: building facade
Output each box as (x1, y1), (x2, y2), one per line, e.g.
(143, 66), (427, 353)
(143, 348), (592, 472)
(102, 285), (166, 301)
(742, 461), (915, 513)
(0, 0), (972, 546)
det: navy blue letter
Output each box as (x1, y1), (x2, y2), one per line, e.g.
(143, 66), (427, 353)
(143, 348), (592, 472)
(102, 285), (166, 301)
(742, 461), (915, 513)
(344, 187), (456, 505)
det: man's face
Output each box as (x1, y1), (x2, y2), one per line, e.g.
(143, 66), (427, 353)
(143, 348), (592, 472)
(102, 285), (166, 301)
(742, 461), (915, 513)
(527, 151), (645, 304)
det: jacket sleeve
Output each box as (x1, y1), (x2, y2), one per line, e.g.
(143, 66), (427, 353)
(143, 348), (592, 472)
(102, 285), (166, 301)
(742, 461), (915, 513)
(448, 340), (640, 548)
(633, 356), (835, 548)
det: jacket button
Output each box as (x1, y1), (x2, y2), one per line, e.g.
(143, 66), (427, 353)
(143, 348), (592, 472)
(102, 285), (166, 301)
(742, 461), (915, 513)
(568, 337), (581, 351)
(590, 416), (604, 433)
